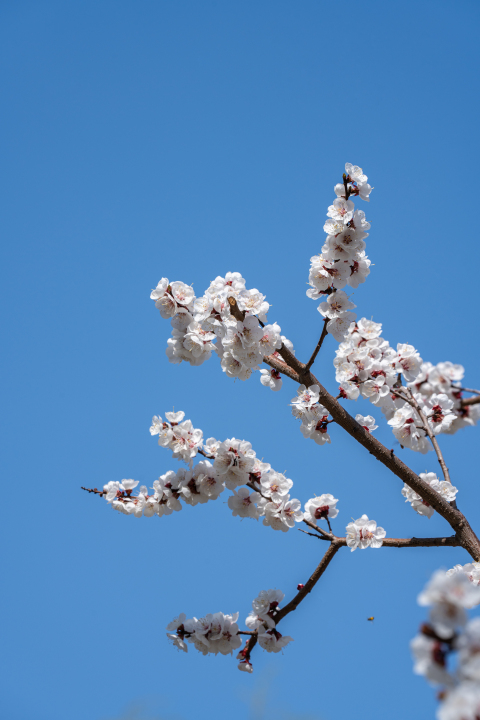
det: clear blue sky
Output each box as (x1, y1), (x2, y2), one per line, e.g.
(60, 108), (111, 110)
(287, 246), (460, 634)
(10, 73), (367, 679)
(2, 1), (480, 719)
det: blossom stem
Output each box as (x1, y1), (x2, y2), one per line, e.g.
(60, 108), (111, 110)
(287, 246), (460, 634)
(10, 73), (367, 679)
(305, 318), (329, 371)
(403, 387), (452, 487)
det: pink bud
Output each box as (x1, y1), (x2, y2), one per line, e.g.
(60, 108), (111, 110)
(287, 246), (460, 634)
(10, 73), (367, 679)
(297, 583), (304, 590)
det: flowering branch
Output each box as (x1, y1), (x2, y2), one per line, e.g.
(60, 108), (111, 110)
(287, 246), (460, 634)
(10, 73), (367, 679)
(90, 161), (480, 696)
(263, 352), (480, 561)
(300, 529), (461, 548)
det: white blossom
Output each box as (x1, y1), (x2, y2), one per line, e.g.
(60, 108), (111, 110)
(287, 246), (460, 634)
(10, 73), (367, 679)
(258, 629), (294, 653)
(228, 487), (261, 519)
(418, 569), (480, 611)
(214, 438), (256, 489)
(345, 514), (386, 551)
(260, 368), (283, 391)
(355, 414), (378, 433)
(438, 683), (480, 720)
(304, 494), (339, 525)
(410, 633), (454, 687)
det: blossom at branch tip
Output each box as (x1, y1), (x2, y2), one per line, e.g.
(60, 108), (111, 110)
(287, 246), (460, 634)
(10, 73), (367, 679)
(345, 514), (386, 551)
(166, 612), (242, 657)
(238, 659), (253, 673)
(304, 494), (339, 526)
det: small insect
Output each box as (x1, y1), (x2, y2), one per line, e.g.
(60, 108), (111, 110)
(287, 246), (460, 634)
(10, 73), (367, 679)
(367, 617), (374, 622)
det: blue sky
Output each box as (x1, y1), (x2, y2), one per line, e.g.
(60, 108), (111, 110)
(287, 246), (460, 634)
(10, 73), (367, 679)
(2, 1), (480, 719)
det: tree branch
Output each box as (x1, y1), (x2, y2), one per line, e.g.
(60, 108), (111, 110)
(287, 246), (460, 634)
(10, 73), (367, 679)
(263, 352), (480, 561)
(275, 542), (342, 623)
(300, 531), (461, 548)
(461, 395), (480, 408)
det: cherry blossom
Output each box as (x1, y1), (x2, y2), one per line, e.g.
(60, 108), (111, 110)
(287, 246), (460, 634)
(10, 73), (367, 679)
(304, 494), (339, 526)
(228, 487), (261, 519)
(355, 414), (378, 433)
(345, 514), (386, 551)
(259, 368), (283, 391)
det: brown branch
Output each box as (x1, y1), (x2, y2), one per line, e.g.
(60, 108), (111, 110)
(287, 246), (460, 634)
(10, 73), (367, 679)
(300, 531), (460, 548)
(302, 518), (334, 540)
(305, 318), (329, 371)
(263, 354), (480, 561)
(458, 387), (480, 396)
(462, 396), (480, 407)
(243, 632), (258, 660)
(275, 542), (342, 623)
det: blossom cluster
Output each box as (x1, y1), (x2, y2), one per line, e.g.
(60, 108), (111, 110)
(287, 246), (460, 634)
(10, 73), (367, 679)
(100, 410), (305, 533)
(237, 588), (294, 672)
(333, 318), (478, 453)
(166, 612), (242, 656)
(306, 163), (373, 342)
(290, 384), (332, 445)
(401, 472), (458, 519)
(149, 410), (203, 464)
(150, 272), (292, 384)
(409, 361), (480, 436)
(411, 565), (480, 719)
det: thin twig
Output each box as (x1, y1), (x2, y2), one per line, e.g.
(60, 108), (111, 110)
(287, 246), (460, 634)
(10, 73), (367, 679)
(302, 518), (333, 539)
(305, 318), (329, 371)
(458, 387), (480, 396)
(404, 387), (452, 486)
(81, 486), (104, 495)
(299, 528), (330, 541)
